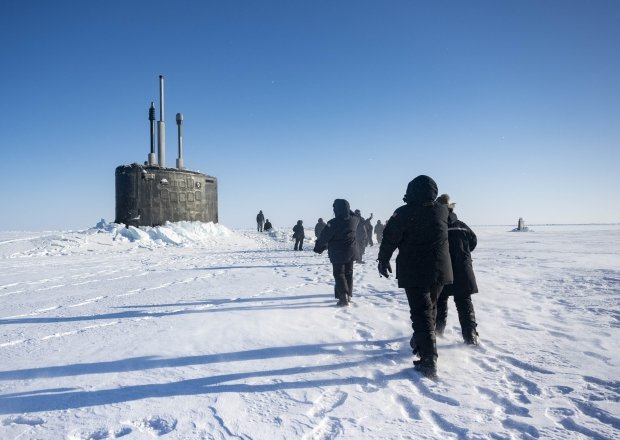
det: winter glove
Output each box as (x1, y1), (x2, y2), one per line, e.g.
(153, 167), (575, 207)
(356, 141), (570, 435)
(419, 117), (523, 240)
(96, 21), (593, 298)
(313, 244), (326, 254)
(378, 260), (392, 278)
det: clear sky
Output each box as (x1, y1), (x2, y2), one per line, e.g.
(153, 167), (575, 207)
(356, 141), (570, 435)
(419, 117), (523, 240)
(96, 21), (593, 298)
(1, 0), (618, 231)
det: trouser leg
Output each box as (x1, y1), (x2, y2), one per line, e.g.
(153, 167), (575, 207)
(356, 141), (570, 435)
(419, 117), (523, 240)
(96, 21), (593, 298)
(436, 291), (449, 335)
(454, 295), (478, 344)
(344, 260), (353, 298)
(405, 284), (442, 361)
(332, 263), (349, 302)
(294, 238), (300, 250)
(357, 244), (365, 262)
(299, 238), (304, 250)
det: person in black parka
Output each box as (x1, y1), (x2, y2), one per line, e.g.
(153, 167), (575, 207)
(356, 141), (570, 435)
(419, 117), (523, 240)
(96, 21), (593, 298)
(264, 219), (273, 231)
(315, 218), (326, 239)
(377, 175), (453, 379)
(365, 213), (374, 246)
(435, 194), (480, 345)
(314, 199), (361, 306)
(256, 210), (265, 232)
(374, 220), (385, 244)
(354, 209), (368, 263)
(292, 220), (305, 250)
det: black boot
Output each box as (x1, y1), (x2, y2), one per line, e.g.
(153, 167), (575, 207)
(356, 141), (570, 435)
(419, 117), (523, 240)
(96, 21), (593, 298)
(455, 296), (478, 346)
(414, 356), (438, 380)
(463, 328), (479, 346)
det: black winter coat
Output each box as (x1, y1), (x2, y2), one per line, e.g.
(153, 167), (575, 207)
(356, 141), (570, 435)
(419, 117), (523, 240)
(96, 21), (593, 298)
(374, 223), (385, 236)
(356, 217), (368, 248)
(378, 176), (453, 289)
(293, 223), (305, 239)
(315, 220), (326, 238)
(441, 211), (478, 296)
(314, 199), (361, 264)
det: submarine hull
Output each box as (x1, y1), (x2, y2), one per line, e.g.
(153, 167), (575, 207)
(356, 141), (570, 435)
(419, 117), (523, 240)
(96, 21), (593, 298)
(115, 164), (218, 227)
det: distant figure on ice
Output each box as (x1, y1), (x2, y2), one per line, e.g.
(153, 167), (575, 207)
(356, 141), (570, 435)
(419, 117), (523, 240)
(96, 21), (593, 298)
(264, 219), (273, 231)
(314, 199), (361, 307)
(377, 175), (453, 380)
(365, 213), (374, 246)
(435, 194), (479, 346)
(315, 218), (326, 239)
(374, 220), (385, 244)
(292, 220), (305, 250)
(256, 210), (265, 232)
(354, 209), (368, 263)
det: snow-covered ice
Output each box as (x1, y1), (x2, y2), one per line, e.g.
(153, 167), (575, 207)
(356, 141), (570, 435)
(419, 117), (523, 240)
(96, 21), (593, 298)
(0, 221), (618, 439)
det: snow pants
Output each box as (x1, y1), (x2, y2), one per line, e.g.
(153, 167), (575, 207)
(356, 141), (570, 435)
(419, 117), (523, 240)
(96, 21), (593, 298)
(436, 291), (477, 340)
(294, 237), (304, 251)
(332, 261), (353, 301)
(405, 284), (443, 361)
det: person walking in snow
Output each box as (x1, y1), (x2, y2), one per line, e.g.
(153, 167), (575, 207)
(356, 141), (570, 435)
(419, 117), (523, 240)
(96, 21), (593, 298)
(377, 175), (453, 380)
(365, 213), (374, 246)
(435, 194), (480, 346)
(314, 199), (361, 307)
(354, 209), (368, 263)
(264, 219), (273, 231)
(256, 210), (265, 232)
(374, 220), (385, 244)
(292, 220), (305, 251)
(315, 218), (326, 239)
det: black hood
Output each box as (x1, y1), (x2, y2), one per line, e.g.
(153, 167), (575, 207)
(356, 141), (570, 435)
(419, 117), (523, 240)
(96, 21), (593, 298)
(333, 199), (351, 219)
(404, 175), (438, 205)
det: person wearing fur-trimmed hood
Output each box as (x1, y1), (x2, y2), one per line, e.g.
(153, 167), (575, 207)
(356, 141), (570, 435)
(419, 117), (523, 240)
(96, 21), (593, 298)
(435, 194), (480, 346)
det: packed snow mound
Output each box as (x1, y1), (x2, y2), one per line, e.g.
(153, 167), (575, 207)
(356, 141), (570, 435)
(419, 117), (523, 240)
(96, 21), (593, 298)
(98, 220), (234, 246)
(0, 220), (254, 258)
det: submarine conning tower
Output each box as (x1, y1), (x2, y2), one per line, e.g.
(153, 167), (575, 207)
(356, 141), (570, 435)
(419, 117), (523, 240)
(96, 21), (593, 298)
(115, 75), (218, 227)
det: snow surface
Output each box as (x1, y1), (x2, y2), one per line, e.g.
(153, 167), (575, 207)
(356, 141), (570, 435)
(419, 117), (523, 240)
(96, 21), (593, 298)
(0, 221), (618, 439)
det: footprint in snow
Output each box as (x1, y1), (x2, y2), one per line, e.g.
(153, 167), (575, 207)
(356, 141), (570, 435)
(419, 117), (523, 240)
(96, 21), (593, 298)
(1, 415), (45, 426)
(127, 415), (177, 436)
(68, 426), (132, 440)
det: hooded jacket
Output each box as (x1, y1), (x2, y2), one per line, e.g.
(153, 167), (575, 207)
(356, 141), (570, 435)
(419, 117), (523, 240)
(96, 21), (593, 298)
(378, 175), (453, 288)
(292, 221), (305, 239)
(314, 199), (361, 264)
(315, 219), (326, 238)
(441, 211), (478, 295)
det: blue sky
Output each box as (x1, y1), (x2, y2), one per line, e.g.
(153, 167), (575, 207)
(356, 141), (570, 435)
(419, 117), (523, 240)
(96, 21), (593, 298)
(1, 0), (618, 230)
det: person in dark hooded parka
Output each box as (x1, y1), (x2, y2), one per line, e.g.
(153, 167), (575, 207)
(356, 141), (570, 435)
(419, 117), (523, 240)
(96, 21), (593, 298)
(314, 199), (361, 306)
(435, 194), (479, 345)
(374, 220), (385, 244)
(315, 218), (326, 239)
(256, 210), (265, 232)
(377, 175), (453, 379)
(292, 220), (305, 250)
(354, 209), (368, 263)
